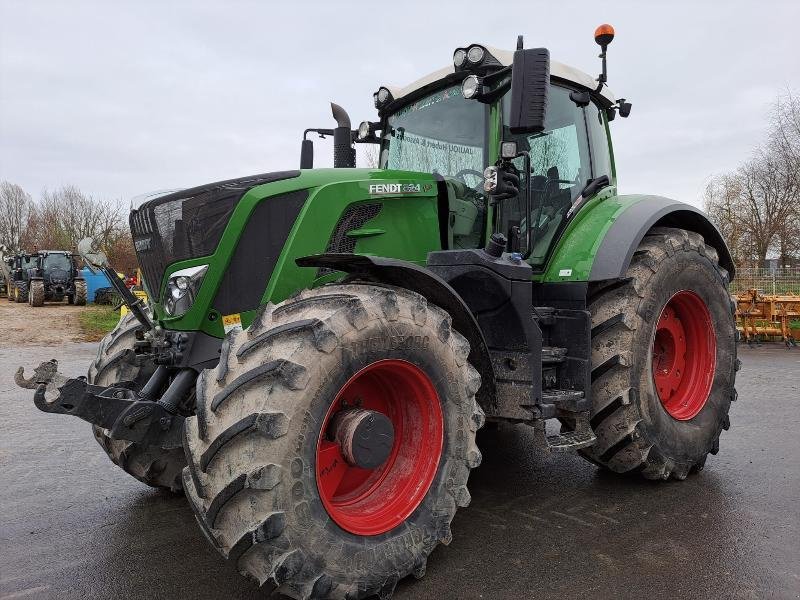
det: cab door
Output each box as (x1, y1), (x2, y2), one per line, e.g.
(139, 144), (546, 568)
(499, 84), (612, 268)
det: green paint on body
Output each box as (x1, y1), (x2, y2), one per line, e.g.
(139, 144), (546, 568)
(153, 168), (440, 337)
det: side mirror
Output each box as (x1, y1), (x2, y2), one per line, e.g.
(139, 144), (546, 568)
(300, 139), (314, 169)
(77, 237), (109, 272)
(508, 47), (550, 134)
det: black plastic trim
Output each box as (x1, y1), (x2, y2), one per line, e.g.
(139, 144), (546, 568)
(589, 197), (735, 282)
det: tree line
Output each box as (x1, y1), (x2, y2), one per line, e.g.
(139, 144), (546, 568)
(704, 90), (800, 268)
(0, 183), (137, 273)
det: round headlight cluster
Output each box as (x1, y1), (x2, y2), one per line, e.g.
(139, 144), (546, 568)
(373, 87), (392, 108)
(454, 45), (488, 69)
(461, 75), (482, 99)
(467, 45), (485, 64)
(357, 121), (372, 141)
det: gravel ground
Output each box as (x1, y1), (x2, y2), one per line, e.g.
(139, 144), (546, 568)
(0, 336), (798, 600)
(0, 300), (89, 346)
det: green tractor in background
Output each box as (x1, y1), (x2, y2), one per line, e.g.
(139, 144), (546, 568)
(17, 25), (737, 599)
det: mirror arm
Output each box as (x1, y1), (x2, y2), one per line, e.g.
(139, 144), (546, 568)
(103, 266), (154, 330)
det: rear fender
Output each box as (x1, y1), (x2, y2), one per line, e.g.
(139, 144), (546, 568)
(543, 194), (735, 283)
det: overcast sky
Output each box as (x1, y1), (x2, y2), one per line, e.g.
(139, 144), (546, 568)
(1, 0), (798, 209)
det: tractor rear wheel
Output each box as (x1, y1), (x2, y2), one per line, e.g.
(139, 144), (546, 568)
(183, 284), (484, 599)
(29, 280), (44, 306)
(73, 280), (87, 305)
(14, 281), (28, 303)
(579, 227), (737, 480)
(89, 311), (186, 492)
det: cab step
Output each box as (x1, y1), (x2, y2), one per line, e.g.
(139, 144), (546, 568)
(542, 345), (567, 364)
(542, 388), (589, 412)
(545, 428), (597, 452)
(532, 412), (597, 453)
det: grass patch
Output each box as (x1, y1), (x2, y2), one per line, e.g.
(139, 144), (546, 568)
(79, 305), (122, 341)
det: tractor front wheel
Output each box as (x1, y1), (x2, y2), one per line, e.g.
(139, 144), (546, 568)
(14, 281), (28, 303)
(29, 280), (44, 306)
(183, 284), (484, 599)
(580, 227), (737, 480)
(73, 280), (87, 305)
(89, 311), (186, 492)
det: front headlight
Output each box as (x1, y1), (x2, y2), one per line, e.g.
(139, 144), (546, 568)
(163, 264), (207, 317)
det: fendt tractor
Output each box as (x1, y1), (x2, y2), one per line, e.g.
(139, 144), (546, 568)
(17, 26), (737, 599)
(25, 250), (87, 306)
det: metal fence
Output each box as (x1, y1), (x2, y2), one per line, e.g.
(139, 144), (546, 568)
(730, 268), (800, 295)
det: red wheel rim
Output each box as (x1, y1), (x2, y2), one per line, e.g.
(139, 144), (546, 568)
(315, 359), (444, 536)
(652, 290), (716, 420)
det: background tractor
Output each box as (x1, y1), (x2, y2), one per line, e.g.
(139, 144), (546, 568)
(25, 250), (86, 306)
(3, 252), (35, 303)
(17, 25), (737, 599)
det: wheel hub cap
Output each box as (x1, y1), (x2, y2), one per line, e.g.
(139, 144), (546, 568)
(331, 409), (394, 469)
(315, 359), (444, 536)
(652, 290), (716, 420)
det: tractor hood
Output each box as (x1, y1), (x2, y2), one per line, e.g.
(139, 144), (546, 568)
(130, 168), (442, 337)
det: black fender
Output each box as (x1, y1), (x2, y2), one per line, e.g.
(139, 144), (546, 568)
(296, 253), (496, 406)
(589, 197), (735, 282)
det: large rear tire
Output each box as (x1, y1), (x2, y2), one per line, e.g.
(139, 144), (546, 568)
(89, 312), (186, 492)
(29, 280), (44, 306)
(578, 227), (737, 480)
(183, 284), (484, 599)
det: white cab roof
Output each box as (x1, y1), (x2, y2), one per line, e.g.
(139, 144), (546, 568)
(385, 45), (616, 105)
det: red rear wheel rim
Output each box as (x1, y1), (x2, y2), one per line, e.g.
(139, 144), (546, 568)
(652, 290), (716, 420)
(315, 359), (444, 536)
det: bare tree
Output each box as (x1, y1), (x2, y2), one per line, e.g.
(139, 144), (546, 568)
(0, 181), (35, 252)
(769, 90), (800, 265)
(705, 89), (800, 267)
(38, 185), (122, 250)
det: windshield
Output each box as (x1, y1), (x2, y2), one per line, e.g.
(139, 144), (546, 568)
(44, 253), (71, 271)
(380, 85), (486, 186)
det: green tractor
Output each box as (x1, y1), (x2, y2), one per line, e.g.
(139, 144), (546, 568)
(17, 25), (737, 599)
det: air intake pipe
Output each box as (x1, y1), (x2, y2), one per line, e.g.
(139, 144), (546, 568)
(331, 102), (356, 168)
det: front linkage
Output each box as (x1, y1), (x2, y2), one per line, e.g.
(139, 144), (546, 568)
(16, 353), (195, 451)
(15, 238), (207, 450)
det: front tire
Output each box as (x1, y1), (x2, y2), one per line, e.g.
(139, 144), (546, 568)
(29, 280), (44, 306)
(89, 312), (186, 492)
(183, 284), (484, 599)
(15, 281), (28, 303)
(580, 227), (737, 480)
(74, 280), (87, 305)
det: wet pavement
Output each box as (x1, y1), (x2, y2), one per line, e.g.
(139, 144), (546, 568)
(1, 343), (798, 599)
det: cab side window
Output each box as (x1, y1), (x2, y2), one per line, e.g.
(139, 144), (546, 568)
(501, 85), (592, 266)
(587, 101), (613, 181)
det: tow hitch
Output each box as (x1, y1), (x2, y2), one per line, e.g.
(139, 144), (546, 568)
(15, 359), (194, 449)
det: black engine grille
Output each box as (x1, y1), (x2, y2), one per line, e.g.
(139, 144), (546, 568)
(130, 171), (299, 295)
(317, 203), (382, 277)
